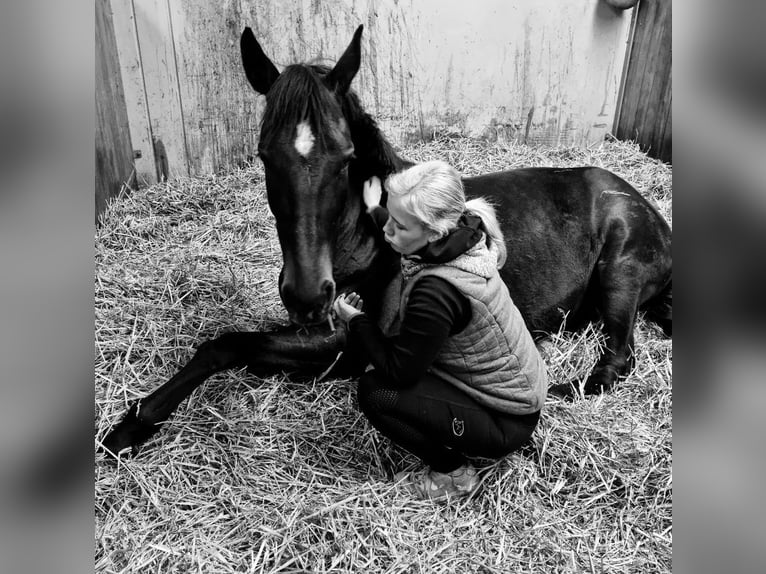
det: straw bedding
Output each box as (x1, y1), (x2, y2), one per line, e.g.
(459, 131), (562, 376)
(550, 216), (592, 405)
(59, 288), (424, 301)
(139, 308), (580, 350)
(95, 136), (672, 573)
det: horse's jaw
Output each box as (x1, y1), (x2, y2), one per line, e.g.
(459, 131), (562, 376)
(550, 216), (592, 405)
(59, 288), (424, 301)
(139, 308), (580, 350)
(330, 205), (380, 285)
(287, 310), (331, 328)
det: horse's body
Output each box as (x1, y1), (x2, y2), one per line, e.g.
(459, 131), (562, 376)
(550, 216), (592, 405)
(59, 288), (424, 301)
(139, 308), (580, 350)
(102, 26), (671, 456)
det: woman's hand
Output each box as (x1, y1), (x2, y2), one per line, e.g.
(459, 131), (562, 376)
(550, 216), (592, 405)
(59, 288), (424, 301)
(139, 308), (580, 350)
(363, 176), (382, 213)
(333, 292), (364, 323)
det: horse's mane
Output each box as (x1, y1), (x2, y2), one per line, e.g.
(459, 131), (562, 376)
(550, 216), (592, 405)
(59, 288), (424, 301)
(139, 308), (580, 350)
(260, 64), (336, 149)
(260, 64), (406, 177)
(342, 89), (406, 177)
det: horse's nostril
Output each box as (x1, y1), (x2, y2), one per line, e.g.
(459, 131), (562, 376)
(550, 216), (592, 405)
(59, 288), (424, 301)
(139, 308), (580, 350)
(280, 284), (299, 311)
(280, 276), (334, 325)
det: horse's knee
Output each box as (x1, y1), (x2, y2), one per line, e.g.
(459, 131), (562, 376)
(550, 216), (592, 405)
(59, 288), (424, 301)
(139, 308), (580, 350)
(192, 333), (244, 371)
(192, 339), (217, 365)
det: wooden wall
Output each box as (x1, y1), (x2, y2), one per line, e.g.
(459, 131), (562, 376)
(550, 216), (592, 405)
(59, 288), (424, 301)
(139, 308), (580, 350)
(109, 0), (637, 183)
(614, 0), (672, 163)
(96, 0), (135, 222)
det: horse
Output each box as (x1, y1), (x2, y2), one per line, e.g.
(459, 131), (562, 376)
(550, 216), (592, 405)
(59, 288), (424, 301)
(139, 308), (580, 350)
(101, 25), (672, 456)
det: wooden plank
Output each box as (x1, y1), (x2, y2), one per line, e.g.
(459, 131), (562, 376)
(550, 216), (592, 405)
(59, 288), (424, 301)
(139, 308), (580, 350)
(96, 0), (135, 222)
(166, 0), (264, 175)
(110, 0), (157, 184)
(616, 2), (649, 141)
(132, 0), (189, 179)
(615, 0), (672, 162)
(655, 70), (672, 162)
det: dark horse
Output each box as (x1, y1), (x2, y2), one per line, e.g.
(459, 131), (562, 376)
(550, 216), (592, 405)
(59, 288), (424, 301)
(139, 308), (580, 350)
(102, 26), (671, 456)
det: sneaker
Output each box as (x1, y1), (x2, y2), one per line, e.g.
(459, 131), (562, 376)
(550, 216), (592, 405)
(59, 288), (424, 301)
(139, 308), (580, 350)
(394, 464), (480, 501)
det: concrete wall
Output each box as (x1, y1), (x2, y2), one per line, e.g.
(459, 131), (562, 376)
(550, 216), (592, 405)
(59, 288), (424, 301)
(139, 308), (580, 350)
(110, 0), (634, 182)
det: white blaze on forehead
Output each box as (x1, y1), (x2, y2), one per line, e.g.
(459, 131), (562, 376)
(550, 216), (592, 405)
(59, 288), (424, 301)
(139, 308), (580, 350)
(294, 121), (315, 157)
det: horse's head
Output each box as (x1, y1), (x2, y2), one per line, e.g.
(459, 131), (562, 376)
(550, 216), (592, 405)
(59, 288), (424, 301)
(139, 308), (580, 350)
(241, 26), (364, 325)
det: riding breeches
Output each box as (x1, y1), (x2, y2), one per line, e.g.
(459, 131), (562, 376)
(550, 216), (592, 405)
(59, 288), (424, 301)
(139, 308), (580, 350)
(357, 369), (540, 473)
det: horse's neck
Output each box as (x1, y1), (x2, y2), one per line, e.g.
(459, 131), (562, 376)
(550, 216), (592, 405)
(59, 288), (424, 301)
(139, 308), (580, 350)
(331, 185), (378, 284)
(330, 103), (406, 285)
(331, 162), (397, 285)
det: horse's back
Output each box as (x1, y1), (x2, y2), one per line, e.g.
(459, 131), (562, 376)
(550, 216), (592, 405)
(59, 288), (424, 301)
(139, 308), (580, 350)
(463, 166), (671, 334)
(464, 166), (645, 211)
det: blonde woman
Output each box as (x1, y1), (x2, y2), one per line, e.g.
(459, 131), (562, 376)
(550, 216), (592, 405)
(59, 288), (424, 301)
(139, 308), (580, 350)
(334, 160), (547, 501)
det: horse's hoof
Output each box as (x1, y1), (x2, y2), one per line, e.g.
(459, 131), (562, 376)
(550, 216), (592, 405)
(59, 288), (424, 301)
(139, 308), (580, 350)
(100, 404), (160, 460)
(583, 366), (619, 395)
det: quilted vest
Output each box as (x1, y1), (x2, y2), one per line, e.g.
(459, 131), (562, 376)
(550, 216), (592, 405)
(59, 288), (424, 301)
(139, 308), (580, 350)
(400, 237), (547, 415)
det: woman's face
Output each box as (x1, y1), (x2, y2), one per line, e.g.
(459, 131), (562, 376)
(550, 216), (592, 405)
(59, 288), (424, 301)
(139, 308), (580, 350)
(382, 194), (434, 256)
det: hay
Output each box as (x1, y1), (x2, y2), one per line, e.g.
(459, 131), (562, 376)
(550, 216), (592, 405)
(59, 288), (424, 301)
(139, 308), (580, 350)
(95, 137), (671, 573)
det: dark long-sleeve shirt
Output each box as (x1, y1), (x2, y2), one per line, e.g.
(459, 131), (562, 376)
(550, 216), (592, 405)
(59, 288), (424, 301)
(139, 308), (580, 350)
(347, 205), (485, 387)
(348, 275), (470, 387)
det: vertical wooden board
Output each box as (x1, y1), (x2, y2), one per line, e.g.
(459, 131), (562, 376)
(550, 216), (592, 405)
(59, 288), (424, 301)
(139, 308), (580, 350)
(133, 0), (188, 179)
(634, 1), (667, 147)
(652, 0), (672, 162)
(110, 0), (157, 184)
(656, 71), (672, 163)
(166, 0), (264, 176)
(615, 0), (672, 162)
(96, 0), (135, 222)
(623, 1), (654, 135)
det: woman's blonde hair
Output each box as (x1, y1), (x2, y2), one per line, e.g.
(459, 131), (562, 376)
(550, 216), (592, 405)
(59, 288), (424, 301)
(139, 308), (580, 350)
(385, 160), (507, 267)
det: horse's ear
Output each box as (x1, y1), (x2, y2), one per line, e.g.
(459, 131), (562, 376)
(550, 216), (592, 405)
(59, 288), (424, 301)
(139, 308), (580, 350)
(241, 27), (280, 94)
(325, 25), (363, 95)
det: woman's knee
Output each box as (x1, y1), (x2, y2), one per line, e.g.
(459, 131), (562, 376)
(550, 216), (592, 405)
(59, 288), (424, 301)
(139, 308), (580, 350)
(492, 417), (538, 457)
(357, 371), (399, 416)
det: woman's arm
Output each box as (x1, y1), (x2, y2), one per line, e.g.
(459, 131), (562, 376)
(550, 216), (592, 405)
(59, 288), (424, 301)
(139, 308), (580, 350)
(347, 276), (470, 387)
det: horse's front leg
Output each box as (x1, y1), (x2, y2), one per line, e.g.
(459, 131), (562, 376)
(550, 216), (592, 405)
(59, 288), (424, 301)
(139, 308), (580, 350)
(100, 325), (347, 457)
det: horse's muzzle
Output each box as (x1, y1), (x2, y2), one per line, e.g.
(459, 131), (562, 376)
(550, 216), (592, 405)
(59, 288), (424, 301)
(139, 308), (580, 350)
(281, 278), (335, 326)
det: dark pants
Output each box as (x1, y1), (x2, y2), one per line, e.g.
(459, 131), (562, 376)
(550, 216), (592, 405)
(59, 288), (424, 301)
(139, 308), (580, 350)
(357, 369), (540, 473)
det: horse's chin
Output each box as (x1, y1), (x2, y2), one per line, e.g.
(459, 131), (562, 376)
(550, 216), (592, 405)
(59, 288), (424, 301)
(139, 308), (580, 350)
(287, 309), (330, 327)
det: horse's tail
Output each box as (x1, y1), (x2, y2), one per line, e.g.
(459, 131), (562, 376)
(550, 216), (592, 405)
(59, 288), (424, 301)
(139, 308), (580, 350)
(643, 277), (672, 337)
